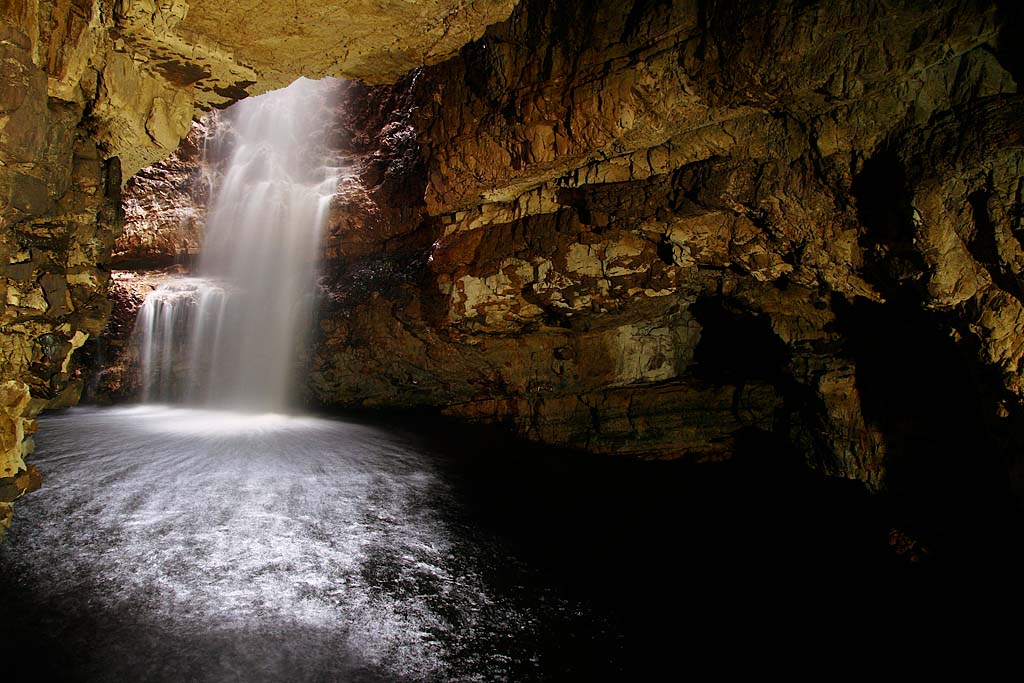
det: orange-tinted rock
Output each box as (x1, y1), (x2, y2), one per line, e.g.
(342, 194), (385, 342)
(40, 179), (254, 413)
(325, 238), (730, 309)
(306, 0), (1023, 524)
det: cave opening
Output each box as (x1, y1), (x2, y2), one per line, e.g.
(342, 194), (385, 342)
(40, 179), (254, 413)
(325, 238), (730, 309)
(3, 75), (915, 681)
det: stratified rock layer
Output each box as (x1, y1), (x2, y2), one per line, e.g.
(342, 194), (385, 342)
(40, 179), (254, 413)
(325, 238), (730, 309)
(305, 0), (1024, 555)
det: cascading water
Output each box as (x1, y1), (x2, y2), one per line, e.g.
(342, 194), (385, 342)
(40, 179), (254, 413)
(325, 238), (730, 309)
(134, 78), (339, 411)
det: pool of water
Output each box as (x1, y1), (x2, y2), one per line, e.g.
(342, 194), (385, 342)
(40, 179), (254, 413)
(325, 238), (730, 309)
(0, 406), (896, 680)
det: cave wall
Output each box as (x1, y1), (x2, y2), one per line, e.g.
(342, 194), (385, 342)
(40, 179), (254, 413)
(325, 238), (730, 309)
(308, 0), (1024, 536)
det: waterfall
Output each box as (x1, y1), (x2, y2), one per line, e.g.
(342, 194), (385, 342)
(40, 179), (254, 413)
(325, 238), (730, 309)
(132, 78), (340, 411)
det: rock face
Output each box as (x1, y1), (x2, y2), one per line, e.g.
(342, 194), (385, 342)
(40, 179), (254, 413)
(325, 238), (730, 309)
(114, 120), (211, 269)
(1, 10), (122, 536)
(0, 380), (41, 531)
(160, 0), (519, 87)
(0, 1), (517, 539)
(305, 0), (1024, 555)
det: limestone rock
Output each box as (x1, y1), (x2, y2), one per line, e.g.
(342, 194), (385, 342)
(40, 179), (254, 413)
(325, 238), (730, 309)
(103, 0), (514, 174)
(5, 1), (519, 182)
(170, 0), (518, 86)
(7, 0), (1024, 562)
(0, 380), (37, 531)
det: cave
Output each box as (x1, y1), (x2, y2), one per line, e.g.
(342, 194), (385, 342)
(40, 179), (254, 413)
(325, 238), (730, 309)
(2, 0), (1023, 679)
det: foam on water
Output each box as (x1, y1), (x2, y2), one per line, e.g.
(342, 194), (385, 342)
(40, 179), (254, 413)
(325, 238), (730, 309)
(2, 407), (605, 681)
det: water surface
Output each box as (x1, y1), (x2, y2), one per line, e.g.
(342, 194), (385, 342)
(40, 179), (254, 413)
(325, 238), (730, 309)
(1, 406), (622, 681)
(1, 406), (896, 680)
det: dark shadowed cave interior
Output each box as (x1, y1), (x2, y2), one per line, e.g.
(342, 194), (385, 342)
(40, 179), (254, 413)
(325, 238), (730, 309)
(2, 0), (1024, 679)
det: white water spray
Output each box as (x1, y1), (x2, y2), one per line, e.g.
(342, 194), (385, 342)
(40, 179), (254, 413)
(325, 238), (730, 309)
(134, 78), (340, 411)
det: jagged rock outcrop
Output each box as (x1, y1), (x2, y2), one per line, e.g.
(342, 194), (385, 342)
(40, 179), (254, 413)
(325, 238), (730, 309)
(305, 0), (1024, 555)
(0, 380), (41, 531)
